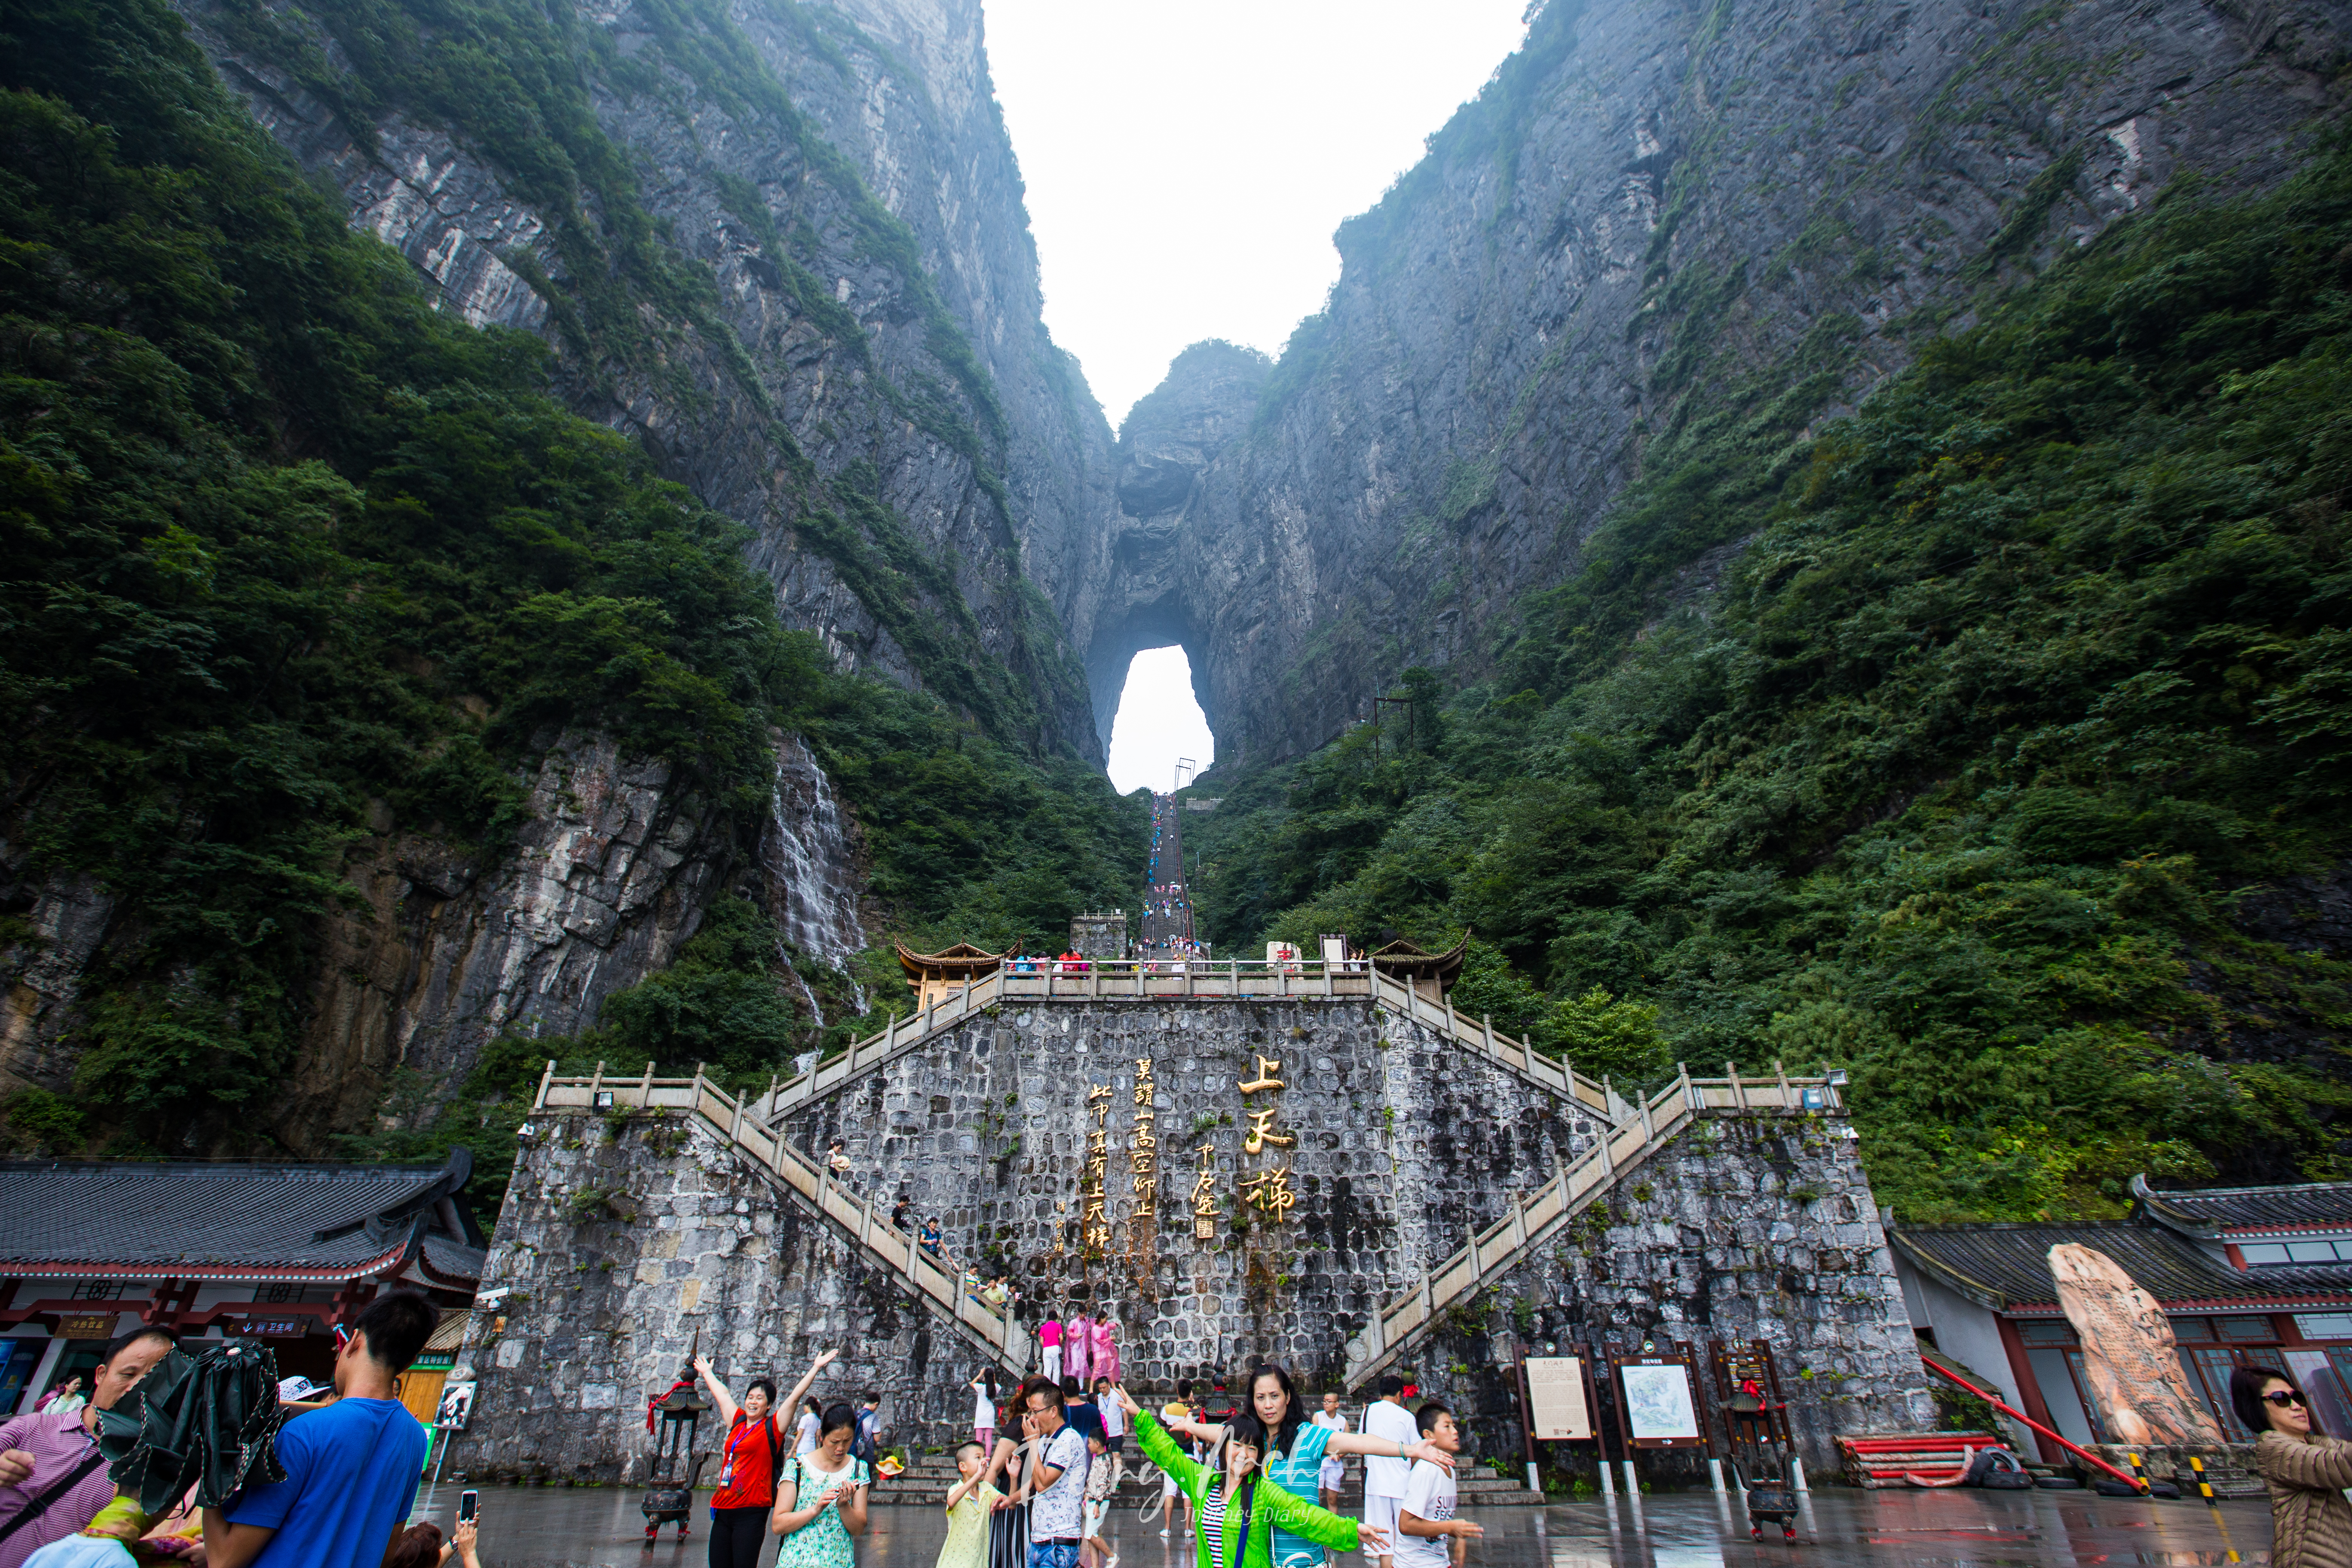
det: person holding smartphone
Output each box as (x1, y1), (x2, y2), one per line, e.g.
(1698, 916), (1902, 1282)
(772, 1403), (870, 1568)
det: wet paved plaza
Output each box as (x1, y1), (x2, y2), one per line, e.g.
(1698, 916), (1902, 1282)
(406, 1482), (2275, 1568)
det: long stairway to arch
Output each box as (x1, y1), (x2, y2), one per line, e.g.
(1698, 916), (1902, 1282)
(1140, 792), (1197, 956)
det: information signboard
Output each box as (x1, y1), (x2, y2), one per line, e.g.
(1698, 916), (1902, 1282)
(1524, 1357), (1595, 1440)
(1612, 1353), (1708, 1449)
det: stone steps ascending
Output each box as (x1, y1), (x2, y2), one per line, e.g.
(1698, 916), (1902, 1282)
(1342, 1065), (1845, 1388)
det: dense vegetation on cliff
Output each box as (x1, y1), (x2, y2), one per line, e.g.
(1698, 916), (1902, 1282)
(0, 0), (1139, 1158)
(1189, 141), (2352, 1221)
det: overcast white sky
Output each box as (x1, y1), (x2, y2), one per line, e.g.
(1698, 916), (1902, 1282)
(986, 0), (1531, 429)
(983, 0), (1531, 791)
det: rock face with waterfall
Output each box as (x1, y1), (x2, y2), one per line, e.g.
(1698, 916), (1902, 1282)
(761, 735), (870, 1032)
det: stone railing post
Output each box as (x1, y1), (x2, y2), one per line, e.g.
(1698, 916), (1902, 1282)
(534, 1059), (557, 1111)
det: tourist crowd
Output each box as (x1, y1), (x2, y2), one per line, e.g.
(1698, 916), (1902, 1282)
(0, 1290), (473, 1568)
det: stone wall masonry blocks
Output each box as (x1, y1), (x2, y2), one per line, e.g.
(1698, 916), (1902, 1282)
(455, 1000), (1930, 1483)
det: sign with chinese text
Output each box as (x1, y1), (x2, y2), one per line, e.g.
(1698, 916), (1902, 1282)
(1524, 1357), (1594, 1440)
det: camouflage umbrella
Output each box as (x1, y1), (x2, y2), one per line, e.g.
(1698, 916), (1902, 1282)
(95, 1339), (288, 1514)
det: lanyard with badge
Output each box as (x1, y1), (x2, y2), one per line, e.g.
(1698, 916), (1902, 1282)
(720, 1415), (757, 1490)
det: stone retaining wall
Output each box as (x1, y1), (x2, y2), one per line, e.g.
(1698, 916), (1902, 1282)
(447, 997), (1929, 1484)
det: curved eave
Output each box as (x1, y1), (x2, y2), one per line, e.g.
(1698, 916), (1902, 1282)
(2131, 1172), (2224, 1243)
(1888, 1230), (2012, 1312)
(1368, 930), (1471, 980)
(0, 1233), (416, 1284)
(894, 940), (1003, 980)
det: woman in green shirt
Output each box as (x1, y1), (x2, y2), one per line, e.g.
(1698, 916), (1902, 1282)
(1109, 1388), (1388, 1568)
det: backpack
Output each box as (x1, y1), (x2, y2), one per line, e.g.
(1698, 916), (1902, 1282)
(765, 1415), (788, 1493)
(852, 1408), (880, 1464)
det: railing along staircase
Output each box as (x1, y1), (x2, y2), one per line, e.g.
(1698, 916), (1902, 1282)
(1341, 1062), (1842, 1390)
(741, 960), (1628, 1133)
(533, 1062), (1027, 1372)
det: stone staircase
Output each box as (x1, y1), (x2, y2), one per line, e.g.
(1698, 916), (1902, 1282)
(533, 1066), (1030, 1372)
(714, 959), (1629, 1136)
(1341, 1064), (1843, 1388)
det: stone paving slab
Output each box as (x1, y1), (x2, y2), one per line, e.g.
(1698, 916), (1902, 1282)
(405, 1480), (2275, 1568)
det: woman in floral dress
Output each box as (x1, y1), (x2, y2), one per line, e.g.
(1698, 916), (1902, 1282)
(772, 1403), (870, 1568)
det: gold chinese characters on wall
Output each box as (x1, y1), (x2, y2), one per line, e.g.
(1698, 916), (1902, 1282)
(1130, 1056), (1158, 1250)
(1235, 1051), (1295, 1227)
(1084, 1082), (1112, 1255)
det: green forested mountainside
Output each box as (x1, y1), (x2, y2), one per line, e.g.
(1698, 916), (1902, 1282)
(204, 0), (1091, 746)
(205, 0), (1091, 752)
(0, 0), (1141, 1166)
(1188, 142), (2352, 1222)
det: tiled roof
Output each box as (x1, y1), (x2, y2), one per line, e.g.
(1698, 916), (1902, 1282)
(0, 1151), (483, 1282)
(2135, 1176), (2352, 1235)
(414, 1231), (488, 1288)
(1892, 1220), (2352, 1312)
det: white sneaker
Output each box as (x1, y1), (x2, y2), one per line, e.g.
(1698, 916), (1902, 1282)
(1158, 1531), (1170, 1540)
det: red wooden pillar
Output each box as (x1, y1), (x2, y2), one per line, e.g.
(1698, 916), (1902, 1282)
(1996, 1317), (2067, 1465)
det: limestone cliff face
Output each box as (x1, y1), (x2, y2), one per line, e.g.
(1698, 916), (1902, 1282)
(1102, 0), (2352, 768)
(0, 729), (857, 1155)
(1077, 342), (1268, 747)
(51, 0), (1134, 1145)
(174, 0), (1118, 758)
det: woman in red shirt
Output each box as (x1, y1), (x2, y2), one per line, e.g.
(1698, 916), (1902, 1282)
(696, 1349), (837, 1568)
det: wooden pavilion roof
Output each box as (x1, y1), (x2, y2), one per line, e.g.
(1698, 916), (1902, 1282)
(1367, 931), (1470, 983)
(894, 941), (1004, 981)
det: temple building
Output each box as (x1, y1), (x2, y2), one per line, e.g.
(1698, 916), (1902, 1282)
(0, 1151), (484, 1416)
(1891, 1175), (2352, 1455)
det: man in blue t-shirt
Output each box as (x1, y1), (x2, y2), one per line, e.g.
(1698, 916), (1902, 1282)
(202, 1290), (438, 1568)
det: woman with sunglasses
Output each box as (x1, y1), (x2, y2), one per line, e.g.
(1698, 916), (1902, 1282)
(2233, 1366), (2352, 1568)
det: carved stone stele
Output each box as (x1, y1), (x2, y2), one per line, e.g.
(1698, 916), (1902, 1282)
(2049, 1243), (2224, 1446)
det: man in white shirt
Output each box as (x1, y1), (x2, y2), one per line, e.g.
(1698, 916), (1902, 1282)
(1360, 1376), (1418, 1568)
(1396, 1403), (1481, 1568)
(1023, 1382), (1091, 1568)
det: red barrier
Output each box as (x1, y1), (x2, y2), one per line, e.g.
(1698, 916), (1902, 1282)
(1919, 1352), (2147, 1493)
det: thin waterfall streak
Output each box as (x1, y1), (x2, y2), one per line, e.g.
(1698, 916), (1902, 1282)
(761, 734), (870, 1032)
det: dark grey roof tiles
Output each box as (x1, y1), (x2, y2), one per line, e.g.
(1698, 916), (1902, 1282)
(0, 1156), (479, 1279)
(1893, 1220), (2352, 1311)
(415, 1231), (487, 1286)
(2138, 1179), (2352, 1233)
